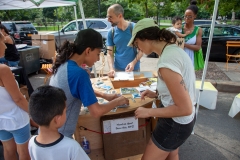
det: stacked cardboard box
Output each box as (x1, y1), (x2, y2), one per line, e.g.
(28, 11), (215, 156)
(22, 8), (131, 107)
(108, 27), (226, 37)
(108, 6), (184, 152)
(31, 34), (55, 60)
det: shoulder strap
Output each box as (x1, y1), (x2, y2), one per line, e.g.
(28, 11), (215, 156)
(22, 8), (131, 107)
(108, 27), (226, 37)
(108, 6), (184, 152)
(129, 22), (133, 33)
(111, 27), (115, 40)
(195, 26), (199, 36)
(111, 22), (133, 41)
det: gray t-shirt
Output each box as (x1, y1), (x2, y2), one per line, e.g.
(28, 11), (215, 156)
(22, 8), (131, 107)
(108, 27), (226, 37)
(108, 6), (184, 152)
(28, 134), (90, 160)
(157, 44), (196, 124)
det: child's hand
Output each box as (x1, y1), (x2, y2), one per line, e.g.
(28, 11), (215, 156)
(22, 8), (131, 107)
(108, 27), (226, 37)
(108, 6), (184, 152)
(186, 30), (191, 35)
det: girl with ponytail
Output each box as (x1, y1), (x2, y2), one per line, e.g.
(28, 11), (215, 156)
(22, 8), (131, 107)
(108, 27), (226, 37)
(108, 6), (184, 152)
(49, 29), (129, 138)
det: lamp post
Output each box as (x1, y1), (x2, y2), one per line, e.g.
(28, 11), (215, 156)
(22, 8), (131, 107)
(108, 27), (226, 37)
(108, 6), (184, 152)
(155, 2), (164, 26)
(98, 0), (101, 18)
(159, 2), (164, 26)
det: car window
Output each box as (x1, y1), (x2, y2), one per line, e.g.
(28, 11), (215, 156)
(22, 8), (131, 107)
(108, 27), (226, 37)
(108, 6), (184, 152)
(202, 26), (209, 37)
(232, 28), (240, 36)
(213, 26), (224, 36)
(86, 20), (107, 29)
(2, 23), (16, 32)
(64, 22), (77, 32)
(15, 23), (36, 31)
(78, 21), (83, 30)
(94, 21), (107, 29)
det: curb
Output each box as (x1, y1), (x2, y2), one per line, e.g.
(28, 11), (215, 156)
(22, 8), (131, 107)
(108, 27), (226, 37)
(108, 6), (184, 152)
(202, 79), (240, 93)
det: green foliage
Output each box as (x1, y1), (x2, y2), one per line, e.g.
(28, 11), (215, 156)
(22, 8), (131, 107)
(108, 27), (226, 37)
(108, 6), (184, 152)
(43, 7), (57, 20)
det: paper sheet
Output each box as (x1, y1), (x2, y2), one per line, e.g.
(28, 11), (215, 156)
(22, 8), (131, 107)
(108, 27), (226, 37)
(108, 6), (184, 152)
(114, 72), (134, 80)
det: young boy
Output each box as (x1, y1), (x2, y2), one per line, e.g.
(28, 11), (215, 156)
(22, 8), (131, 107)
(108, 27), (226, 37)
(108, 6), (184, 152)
(167, 16), (191, 38)
(28, 85), (90, 160)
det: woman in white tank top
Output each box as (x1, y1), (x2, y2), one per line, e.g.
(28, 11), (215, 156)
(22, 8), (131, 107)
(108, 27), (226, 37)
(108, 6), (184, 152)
(0, 31), (36, 160)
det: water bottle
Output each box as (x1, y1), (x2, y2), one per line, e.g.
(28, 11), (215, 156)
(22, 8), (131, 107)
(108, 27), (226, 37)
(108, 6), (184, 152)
(81, 136), (91, 154)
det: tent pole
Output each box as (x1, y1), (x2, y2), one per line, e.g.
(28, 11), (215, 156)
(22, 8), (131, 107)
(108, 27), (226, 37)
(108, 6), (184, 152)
(78, 0), (97, 78)
(73, 5), (78, 31)
(78, 0), (87, 29)
(193, 0), (219, 134)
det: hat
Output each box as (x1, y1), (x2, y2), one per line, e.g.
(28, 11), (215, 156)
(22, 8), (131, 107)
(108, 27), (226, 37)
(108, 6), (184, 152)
(128, 18), (158, 47)
(74, 29), (107, 53)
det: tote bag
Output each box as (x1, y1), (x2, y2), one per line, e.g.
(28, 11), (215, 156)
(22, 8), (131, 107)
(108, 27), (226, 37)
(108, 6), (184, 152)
(194, 27), (204, 70)
(194, 48), (204, 70)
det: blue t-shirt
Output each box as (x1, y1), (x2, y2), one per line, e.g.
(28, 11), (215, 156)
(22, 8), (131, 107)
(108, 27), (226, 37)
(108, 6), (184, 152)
(49, 60), (97, 137)
(107, 23), (140, 71)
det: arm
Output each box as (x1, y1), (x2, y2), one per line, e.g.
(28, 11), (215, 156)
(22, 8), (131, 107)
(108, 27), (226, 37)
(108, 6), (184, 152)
(184, 27), (202, 51)
(87, 96), (129, 118)
(107, 46), (115, 77)
(4, 35), (13, 44)
(0, 65), (29, 113)
(94, 89), (119, 101)
(135, 68), (192, 118)
(175, 31), (190, 38)
(125, 50), (144, 72)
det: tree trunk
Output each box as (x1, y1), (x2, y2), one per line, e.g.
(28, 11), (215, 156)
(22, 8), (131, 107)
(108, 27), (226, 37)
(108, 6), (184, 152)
(144, 0), (148, 17)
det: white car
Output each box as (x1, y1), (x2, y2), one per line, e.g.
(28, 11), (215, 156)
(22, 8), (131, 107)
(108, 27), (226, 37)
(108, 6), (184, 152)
(48, 18), (112, 49)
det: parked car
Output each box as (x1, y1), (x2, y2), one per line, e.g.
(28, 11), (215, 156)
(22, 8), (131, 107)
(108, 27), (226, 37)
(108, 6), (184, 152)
(1, 21), (38, 45)
(182, 20), (220, 25)
(48, 18), (112, 50)
(199, 24), (240, 62)
(149, 24), (240, 62)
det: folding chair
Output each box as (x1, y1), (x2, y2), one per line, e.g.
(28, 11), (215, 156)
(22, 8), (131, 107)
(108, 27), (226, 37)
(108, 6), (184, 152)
(225, 41), (240, 71)
(41, 51), (57, 84)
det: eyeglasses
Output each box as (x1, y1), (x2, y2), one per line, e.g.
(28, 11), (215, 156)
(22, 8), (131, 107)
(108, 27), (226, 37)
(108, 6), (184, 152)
(184, 15), (193, 19)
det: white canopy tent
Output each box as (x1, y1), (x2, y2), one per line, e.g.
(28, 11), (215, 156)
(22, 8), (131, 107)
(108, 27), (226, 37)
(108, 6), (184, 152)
(0, 0), (75, 9)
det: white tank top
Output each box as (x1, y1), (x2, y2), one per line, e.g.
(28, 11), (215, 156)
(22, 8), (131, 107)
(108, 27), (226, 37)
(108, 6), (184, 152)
(0, 86), (29, 130)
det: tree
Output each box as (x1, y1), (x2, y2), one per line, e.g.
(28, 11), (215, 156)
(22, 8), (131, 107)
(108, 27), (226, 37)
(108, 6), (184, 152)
(43, 7), (57, 20)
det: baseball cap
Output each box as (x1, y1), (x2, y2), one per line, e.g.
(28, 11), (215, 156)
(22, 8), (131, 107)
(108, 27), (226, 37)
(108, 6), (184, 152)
(128, 18), (158, 47)
(74, 28), (108, 53)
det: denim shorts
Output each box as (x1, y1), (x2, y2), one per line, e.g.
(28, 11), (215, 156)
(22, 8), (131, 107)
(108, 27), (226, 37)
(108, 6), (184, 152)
(0, 57), (19, 67)
(0, 123), (31, 144)
(152, 104), (196, 152)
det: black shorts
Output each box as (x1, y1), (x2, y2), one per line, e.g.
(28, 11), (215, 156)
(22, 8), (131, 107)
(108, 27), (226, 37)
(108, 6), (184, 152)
(152, 113), (196, 152)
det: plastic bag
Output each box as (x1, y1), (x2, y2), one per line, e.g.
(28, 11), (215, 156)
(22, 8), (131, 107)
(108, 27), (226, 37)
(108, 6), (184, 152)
(194, 48), (204, 70)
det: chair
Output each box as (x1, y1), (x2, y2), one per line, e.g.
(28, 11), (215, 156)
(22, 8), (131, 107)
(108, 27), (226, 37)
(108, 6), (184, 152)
(41, 51), (57, 84)
(225, 41), (240, 71)
(228, 93), (240, 118)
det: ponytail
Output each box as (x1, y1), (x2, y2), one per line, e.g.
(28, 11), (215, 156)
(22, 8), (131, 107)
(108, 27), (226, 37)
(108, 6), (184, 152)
(52, 40), (76, 74)
(135, 26), (176, 44)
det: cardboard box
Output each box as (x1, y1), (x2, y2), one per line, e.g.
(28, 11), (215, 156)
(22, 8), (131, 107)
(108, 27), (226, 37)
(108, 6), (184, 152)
(31, 34), (55, 60)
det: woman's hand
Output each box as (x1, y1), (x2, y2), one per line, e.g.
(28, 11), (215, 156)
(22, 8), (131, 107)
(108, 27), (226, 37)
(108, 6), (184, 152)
(135, 107), (151, 118)
(140, 89), (157, 100)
